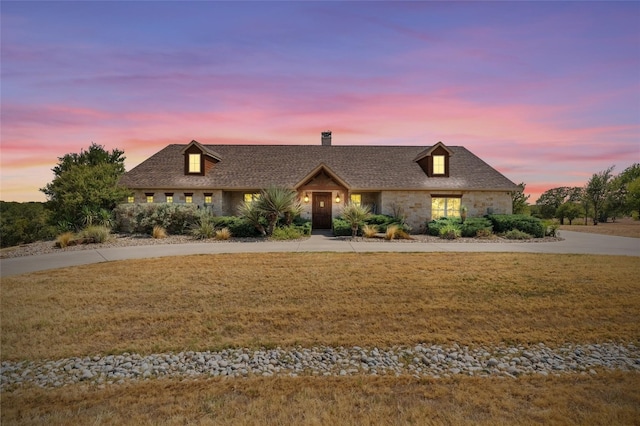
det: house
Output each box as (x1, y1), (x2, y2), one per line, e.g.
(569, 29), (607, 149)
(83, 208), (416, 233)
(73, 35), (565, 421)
(119, 132), (519, 231)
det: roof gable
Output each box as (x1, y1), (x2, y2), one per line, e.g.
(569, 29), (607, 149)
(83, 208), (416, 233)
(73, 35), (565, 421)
(295, 163), (350, 190)
(413, 141), (453, 162)
(180, 140), (222, 161)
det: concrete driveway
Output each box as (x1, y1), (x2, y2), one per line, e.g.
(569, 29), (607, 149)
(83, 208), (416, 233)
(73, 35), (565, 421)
(1, 230), (638, 278)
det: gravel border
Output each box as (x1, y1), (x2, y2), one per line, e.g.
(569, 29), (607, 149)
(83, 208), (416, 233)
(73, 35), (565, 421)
(0, 234), (563, 259)
(2, 342), (637, 391)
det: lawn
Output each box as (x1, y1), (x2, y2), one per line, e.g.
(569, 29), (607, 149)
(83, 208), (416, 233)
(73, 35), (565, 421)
(559, 216), (640, 238)
(2, 252), (639, 424)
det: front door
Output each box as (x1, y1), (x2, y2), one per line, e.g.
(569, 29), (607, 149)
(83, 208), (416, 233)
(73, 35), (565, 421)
(312, 192), (332, 229)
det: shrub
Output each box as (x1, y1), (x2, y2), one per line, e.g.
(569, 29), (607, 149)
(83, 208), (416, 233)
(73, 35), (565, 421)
(152, 225), (167, 239)
(475, 228), (494, 239)
(366, 214), (396, 226)
(332, 218), (352, 237)
(460, 217), (493, 238)
(439, 223), (461, 239)
(486, 214), (545, 238)
(56, 231), (76, 248)
(212, 216), (262, 238)
(79, 225), (111, 243)
(271, 226), (303, 240)
(114, 203), (200, 234)
(503, 229), (532, 240)
(385, 224), (399, 240)
(362, 224), (378, 238)
(215, 227), (232, 240)
(426, 217), (461, 236)
(543, 221), (560, 237)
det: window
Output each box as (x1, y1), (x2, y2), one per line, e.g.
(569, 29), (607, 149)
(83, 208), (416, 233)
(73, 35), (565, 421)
(204, 193), (212, 204)
(350, 194), (362, 206)
(145, 193), (154, 203)
(127, 196), (135, 203)
(165, 193), (174, 203)
(188, 153), (201, 173)
(244, 193), (260, 203)
(433, 155), (445, 175)
(431, 197), (461, 219)
(185, 193), (193, 204)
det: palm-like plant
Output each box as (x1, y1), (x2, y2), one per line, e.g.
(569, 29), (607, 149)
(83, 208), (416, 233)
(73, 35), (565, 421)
(257, 186), (300, 236)
(341, 203), (371, 237)
(237, 200), (266, 236)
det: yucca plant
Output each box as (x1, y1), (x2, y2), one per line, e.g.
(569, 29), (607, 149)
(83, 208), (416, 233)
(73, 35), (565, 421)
(191, 216), (216, 239)
(237, 200), (266, 236)
(341, 203), (371, 237)
(256, 186), (301, 236)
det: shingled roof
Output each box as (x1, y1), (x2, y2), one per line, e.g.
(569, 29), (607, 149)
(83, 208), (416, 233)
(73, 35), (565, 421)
(120, 143), (518, 192)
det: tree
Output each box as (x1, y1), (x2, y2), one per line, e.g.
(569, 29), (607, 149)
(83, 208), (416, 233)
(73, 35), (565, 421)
(511, 183), (530, 215)
(535, 187), (571, 219)
(585, 166), (614, 225)
(341, 203), (371, 237)
(0, 202), (56, 247)
(627, 177), (640, 219)
(41, 143), (131, 229)
(555, 202), (582, 225)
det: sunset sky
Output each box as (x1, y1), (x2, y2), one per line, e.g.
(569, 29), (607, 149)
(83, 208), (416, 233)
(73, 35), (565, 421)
(2, 1), (639, 203)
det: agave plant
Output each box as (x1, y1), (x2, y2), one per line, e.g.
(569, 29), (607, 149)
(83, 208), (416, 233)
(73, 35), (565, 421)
(341, 203), (371, 237)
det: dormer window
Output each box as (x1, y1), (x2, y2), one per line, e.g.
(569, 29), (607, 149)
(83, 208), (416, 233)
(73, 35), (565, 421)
(188, 153), (201, 173)
(414, 142), (452, 178)
(433, 155), (445, 175)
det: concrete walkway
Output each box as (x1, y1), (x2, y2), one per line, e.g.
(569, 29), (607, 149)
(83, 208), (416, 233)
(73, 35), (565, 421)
(1, 230), (638, 277)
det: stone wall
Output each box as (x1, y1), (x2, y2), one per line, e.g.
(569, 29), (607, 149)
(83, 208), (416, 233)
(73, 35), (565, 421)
(380, 190), (513, 232)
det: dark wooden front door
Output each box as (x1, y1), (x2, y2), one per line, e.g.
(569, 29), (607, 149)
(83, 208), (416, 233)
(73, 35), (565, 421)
(312, 192), (332, 229)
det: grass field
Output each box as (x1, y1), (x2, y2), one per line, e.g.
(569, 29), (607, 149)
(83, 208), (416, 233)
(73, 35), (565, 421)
(2, 252), (639, 424)
(558, 216), (640, 238)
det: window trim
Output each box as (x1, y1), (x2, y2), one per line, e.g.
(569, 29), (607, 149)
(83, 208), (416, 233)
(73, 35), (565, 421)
(184, 193), (194, 204)
(145, 193), (154, 203)
(165, 193), (174, 203)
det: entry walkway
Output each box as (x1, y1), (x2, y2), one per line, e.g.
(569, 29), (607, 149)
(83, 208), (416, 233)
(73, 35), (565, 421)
(1, 231), (638, 277)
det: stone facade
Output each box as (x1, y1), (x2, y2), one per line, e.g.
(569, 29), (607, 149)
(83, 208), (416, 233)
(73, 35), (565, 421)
(128, 188), (513, 233)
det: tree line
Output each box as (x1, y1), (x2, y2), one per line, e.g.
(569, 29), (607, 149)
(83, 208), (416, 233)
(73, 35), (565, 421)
(517, 164), (640, 225)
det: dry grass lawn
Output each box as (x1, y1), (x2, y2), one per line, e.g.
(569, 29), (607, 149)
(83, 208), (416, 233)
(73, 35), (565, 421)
(559, 217), (640, 238)
(2, 253), (639, 360)
(2, 373), (639, 425)
(2, 252), (639, 425)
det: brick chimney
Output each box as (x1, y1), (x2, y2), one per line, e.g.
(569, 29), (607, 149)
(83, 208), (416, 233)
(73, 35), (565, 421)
(321, 131), (332, 146)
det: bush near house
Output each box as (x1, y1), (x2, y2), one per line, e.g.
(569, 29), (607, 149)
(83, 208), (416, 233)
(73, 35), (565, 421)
(486, 214), (545, 238)
(333, 214), (410, 237)
(114, 204), (200, 235)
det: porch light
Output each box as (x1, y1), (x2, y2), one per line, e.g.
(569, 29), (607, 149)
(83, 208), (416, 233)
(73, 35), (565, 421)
(304, 193), (309, 203)
(335, 194), (341, 203)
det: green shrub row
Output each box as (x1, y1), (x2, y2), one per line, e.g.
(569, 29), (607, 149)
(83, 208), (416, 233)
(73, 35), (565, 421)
(426, 217), (493, 238)
(486, 214), (545, 238)
(114, 203), (201, 234)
